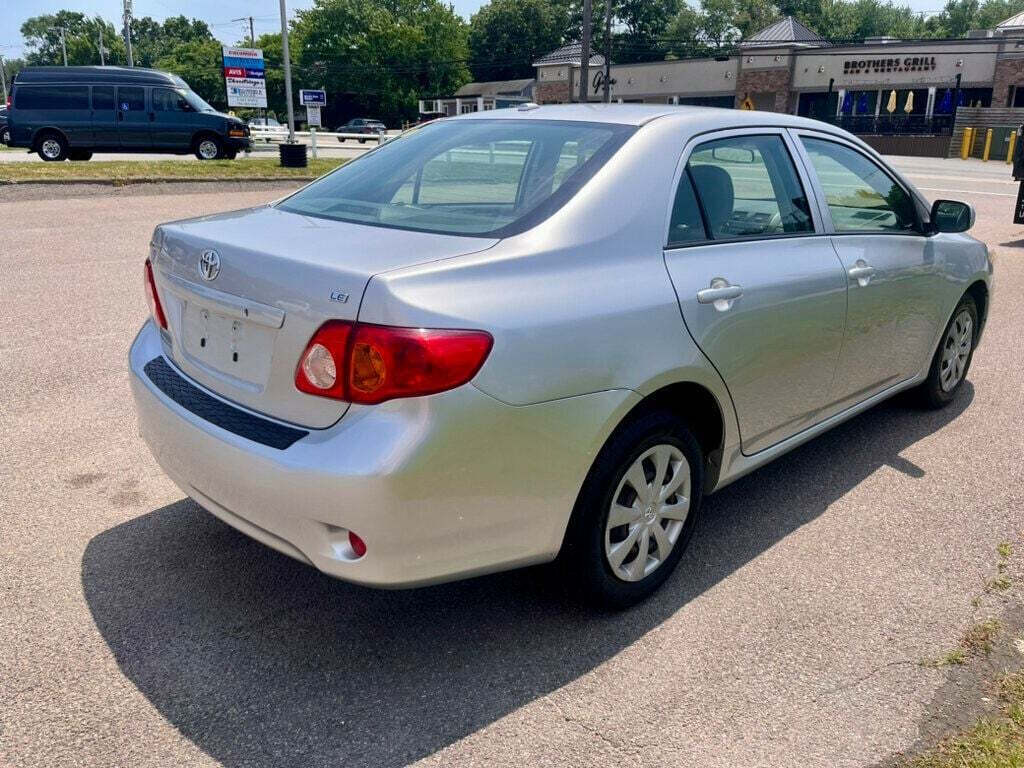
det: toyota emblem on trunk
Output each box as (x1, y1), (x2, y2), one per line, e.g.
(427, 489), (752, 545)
(198, 250), (221, 281)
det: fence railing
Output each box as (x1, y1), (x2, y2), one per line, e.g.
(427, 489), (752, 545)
(820, 114), (955, 136)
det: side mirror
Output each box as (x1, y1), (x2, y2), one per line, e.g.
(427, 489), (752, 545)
(929, 199), (974, 233)
(179, 101), (194, 112)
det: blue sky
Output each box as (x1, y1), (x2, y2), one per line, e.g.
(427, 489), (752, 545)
(2, 0), (487, 58)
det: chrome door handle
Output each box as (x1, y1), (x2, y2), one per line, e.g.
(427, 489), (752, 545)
(697, 279), (743, 311)
(848, 260), (875, 287)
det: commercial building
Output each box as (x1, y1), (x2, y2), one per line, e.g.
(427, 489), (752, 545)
(418, 78), (534, 117)
(527, 14), (1024, 154)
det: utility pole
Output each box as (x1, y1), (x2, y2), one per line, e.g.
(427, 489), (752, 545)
(602, 0), (612, 103)
(279, 0), (296, 141)
(0, 55), (8, 105)
(579, 0), (592, 103)
(123, 0), (134, 67)
(49, 27), (68, 66)
(98, 26), (106, 66)
(232, 16), (256, 46)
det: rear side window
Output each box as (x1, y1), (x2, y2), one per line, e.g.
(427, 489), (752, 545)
(667, 170), (707, 246)
(92, 86), (115, 111)
(800, 137), (918, 233)
(686, 134), (813, 239)
(14, 86), (89, 110)
(278, 119), (634, 237)
(118, 87), (145, 111)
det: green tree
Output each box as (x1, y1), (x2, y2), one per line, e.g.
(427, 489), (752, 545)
(21, 12), (127, 66)
(133, 15), (214, 68)
(294, 0), (469, 126)
(974, 0), (1024, 29)
(469, 0), (564, 80)
(154, 38), (226, 109)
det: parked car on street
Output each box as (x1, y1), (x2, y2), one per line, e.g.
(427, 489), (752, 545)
(131, 105), (991, 607)
(335, 117), (387, 142)
(7, 66), (250, 160)
(247, 116), (288, 142)
(0, 106), (9, 144)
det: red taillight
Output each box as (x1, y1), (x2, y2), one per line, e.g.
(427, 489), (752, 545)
(144, 259), (168, 329)
(295, 320), (492, 404)
(348, 530), (367, 558)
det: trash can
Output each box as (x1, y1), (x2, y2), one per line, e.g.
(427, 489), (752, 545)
(279, 142), (308, 168)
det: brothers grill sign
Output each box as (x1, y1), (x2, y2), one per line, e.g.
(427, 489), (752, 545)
(843, 56), (938, 74)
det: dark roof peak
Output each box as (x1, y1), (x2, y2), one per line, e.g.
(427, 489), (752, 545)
(742, 16), (825, 48)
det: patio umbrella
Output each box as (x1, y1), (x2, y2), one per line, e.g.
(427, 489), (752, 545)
(841, 91), (853, 114)
(903, 90), (914, 113)
(857, 91), (870, 114)
(937, 89), (952, 114)
(886, 89), (897, 113)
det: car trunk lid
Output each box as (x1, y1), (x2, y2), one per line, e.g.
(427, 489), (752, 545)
(150, 205), (497, 428)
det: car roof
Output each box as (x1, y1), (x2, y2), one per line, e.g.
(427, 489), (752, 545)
(14, 66), (182, 86)
(453, 103), (845, 134)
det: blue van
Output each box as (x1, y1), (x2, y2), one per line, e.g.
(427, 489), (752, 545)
(8, 66), (251, 161)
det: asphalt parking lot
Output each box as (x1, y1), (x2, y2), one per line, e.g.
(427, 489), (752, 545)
(1, 157), (1023, 767)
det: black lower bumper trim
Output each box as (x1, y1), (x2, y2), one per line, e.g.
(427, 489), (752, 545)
(144, 357), (308, 450)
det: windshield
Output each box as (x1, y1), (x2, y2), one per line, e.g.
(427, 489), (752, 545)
(182, 89), (216, 113)
(277, 119), (634, 236)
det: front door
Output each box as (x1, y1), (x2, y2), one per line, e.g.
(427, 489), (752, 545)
(150, 87), (195, 149)
(116, 86), (151, 148)
(663, 131), (849, 454)
(795, 133), (939, 411)
(90, 85), (117, 147)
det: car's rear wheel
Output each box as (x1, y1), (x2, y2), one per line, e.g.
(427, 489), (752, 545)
(194, 135), (223, 160)
(563, 410), (704, 609)
(917, 294), (978, 408)
(36, 132), (68, 161)
(1, 128), (9, 144)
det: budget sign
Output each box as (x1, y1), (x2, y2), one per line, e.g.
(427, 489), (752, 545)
(222, 46), (267, 108)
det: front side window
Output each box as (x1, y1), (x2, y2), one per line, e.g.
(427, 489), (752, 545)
(800, 137), (918, 232)
(277, 119), (634, 236)
(118, 87), (145, 112)
(152, 87), (189, 112)
(686, 134), (813, 239)
(14, 85), (89, 110)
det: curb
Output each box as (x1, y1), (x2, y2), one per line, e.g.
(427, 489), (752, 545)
(0, 176), (318, 186)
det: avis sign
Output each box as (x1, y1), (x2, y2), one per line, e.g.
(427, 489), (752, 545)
(222, 46), (267, 108)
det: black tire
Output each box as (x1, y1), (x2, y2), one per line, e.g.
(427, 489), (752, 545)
(561, 410), (704, 609)
(68, 150), (93, 161)
(36, 132), (68, 161)
(194, 135), (223, 160)
(1, 128), (9, 145)
(358, 137), (366, 144)
(916, 294), (979, 409)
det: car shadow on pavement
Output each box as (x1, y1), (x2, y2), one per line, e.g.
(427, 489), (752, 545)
(82, 385), (973, 767)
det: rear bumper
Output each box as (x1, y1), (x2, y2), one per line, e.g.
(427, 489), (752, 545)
(130, 320), (634, 587)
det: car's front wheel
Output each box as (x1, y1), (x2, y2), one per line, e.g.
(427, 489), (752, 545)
(917, 294), (978, 408)
(563, 410), (704, 609)
(194, 135), (223, 160)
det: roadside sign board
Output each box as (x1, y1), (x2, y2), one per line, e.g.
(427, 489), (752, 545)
(300, 89), (327, 107)
(222, 47), (267, 108)
(306, 105), (322, 127)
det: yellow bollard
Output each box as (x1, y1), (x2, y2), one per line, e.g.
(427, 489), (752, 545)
(1008, 131), (1018, 164)
(961, 127), (973, 159)
(983, 128), (993, 161)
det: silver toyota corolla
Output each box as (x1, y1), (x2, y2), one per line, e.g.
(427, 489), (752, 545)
(130, 104), (992, 607)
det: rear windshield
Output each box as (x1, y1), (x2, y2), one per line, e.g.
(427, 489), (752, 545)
(277, 119), (635, 237)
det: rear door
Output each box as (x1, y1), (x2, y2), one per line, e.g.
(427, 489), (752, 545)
(90, 85), (117, 146)
(116, 85), (151, 148)
(793, 132), (941, 411)
(150, 87), (194, 149)
(663, 129), (848, 454)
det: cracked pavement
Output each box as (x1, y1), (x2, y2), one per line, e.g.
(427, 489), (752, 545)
(1, 156), (1023, 767)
